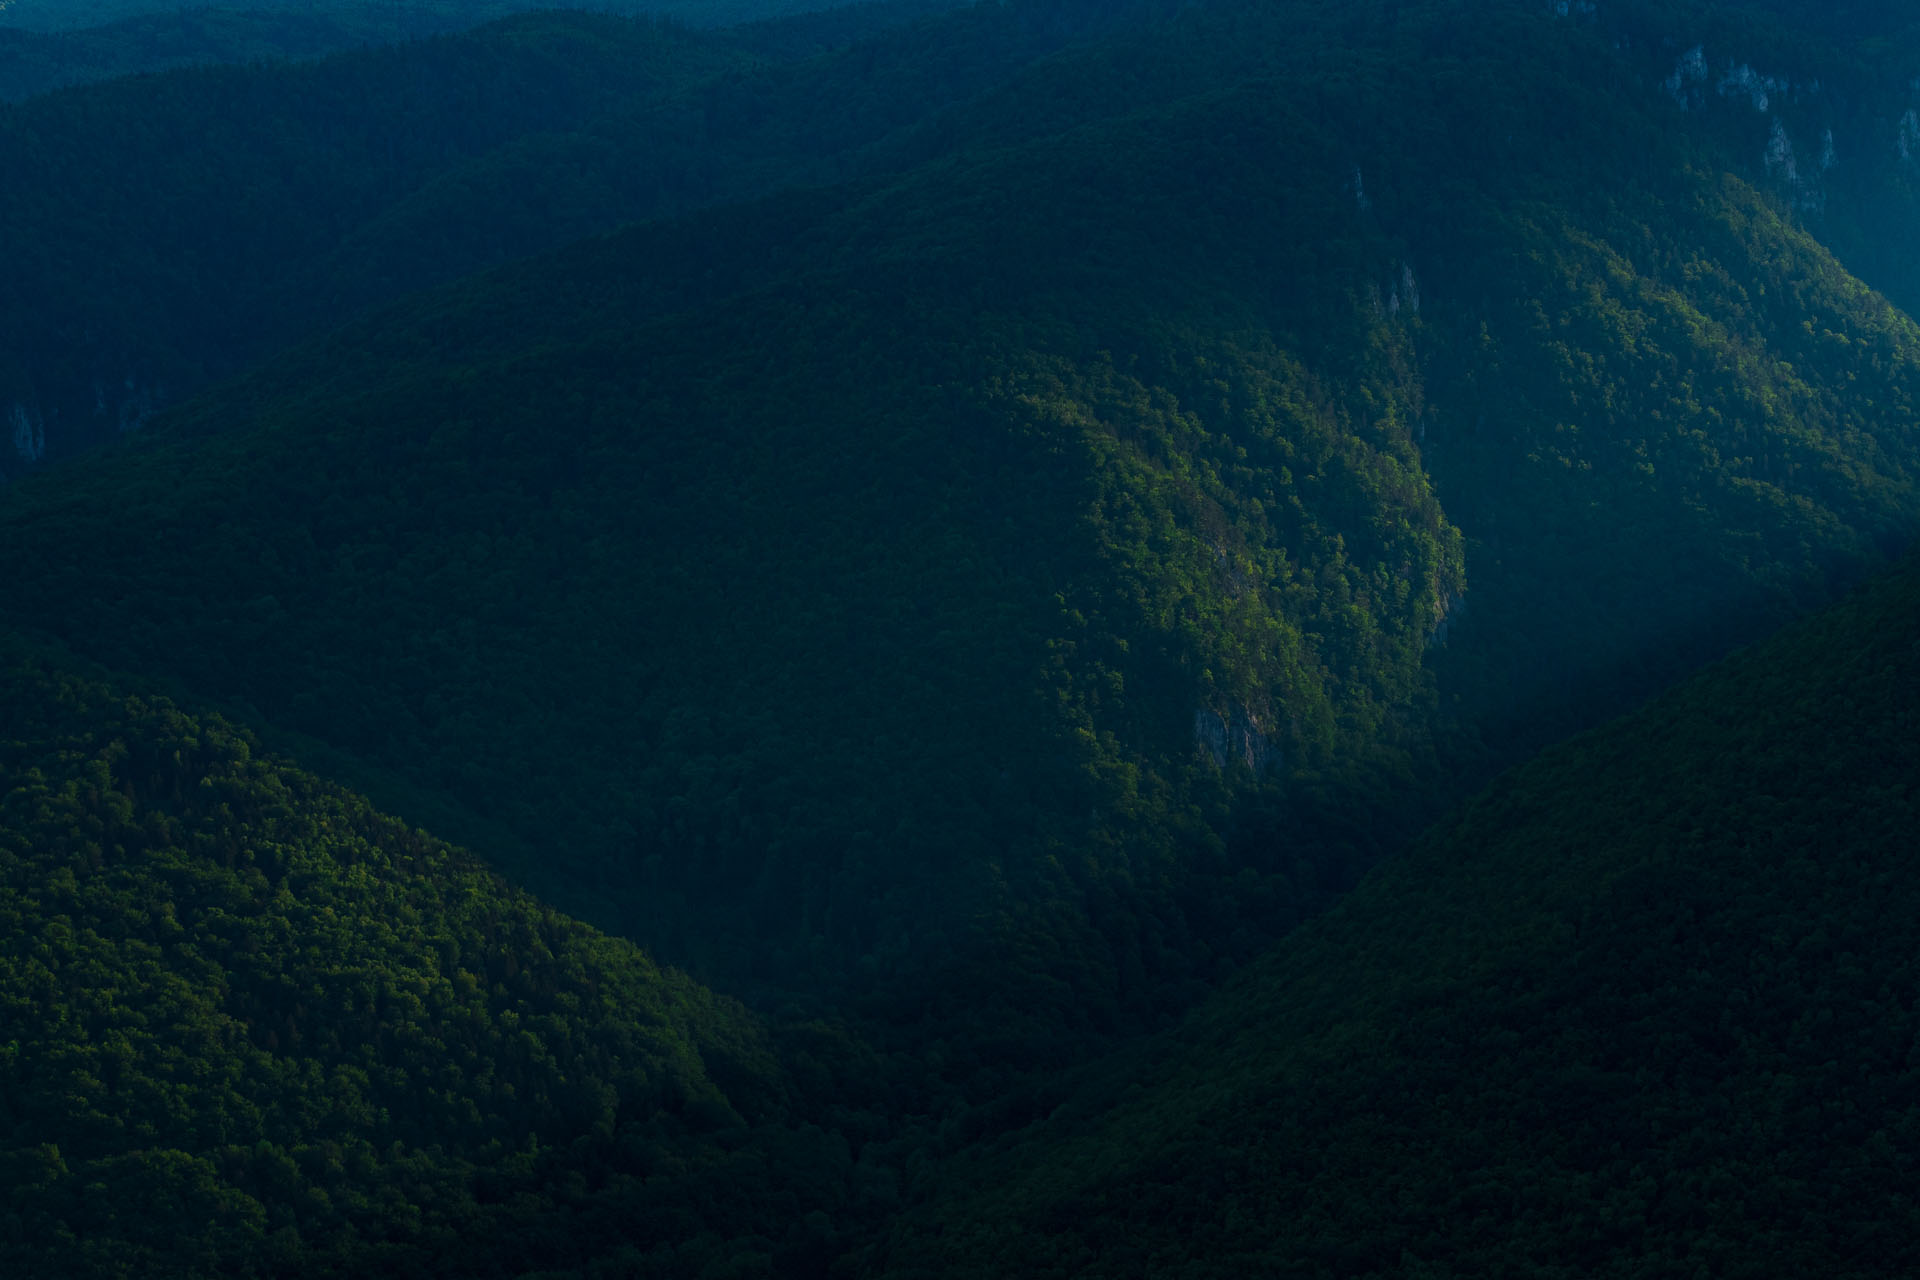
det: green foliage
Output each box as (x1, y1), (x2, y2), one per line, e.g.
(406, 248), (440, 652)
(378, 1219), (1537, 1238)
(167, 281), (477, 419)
(1422, 172), (1920, 760)
(5, 0), (1920, 1085)
(0, 644), (851, 1279)
(4, 1), (1920, 1270)
(0, 227), (1459, 1044)
(878, 551), (1920, 1278)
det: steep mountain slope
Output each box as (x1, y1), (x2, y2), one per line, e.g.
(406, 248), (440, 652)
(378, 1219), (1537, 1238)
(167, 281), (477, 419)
(5, 1), (1920, 1274)
(0, 640), (858, 1279)
(911, 0), (1920, 746)
(870, 549), (1920, 1278)
(0, 0), (1160, 473)
(1609, 0), (1920, 321)
(901, 0), (1920, 753)
(0, 149), (1460, 1034)
(3, 0), (1917, 1087)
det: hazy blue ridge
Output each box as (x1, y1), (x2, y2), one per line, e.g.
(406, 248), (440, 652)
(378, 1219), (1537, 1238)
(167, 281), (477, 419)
(0, 0), (1166, 471)
(0, 0), (972, 103)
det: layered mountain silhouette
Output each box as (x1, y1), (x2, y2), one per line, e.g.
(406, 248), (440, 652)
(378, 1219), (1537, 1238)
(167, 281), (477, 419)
(1, 0), (1917, 1275)
(0, 0), (1152, 466)
(0, 1), (975, 102)
(0, 0), (867, 38)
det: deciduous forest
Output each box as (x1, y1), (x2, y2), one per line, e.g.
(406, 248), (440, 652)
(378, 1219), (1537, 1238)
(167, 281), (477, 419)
(2, 0), (1918, 1274)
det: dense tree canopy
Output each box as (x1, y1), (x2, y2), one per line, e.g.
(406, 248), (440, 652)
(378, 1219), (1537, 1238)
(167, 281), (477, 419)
(5, 0), (1918, 1057)
(0, 642), (871, 1278)
(2, 0), (1919, 1274)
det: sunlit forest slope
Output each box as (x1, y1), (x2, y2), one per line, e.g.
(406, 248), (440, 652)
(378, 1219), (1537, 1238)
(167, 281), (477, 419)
(0, 643), (864, 1279)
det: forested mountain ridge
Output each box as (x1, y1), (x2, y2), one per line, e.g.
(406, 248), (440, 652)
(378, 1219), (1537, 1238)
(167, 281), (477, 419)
(0, 641), (864, 1278)
(5, 0), (1919, 1083)
(0, 6), (514, 102)
(4, 0), (1920, 1273)
(0, 9), (753, 469)
(0, 0), (968, 103)
(0, 0), (1163, 473)
(870, 548), (1920, 1278)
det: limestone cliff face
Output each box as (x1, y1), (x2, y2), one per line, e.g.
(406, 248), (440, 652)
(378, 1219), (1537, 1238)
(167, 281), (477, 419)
(1193, 705), (1279, 776)
(1430, 586), (1466, 649)
(8, 401), (42, 467)
(0, 371), (167, 480)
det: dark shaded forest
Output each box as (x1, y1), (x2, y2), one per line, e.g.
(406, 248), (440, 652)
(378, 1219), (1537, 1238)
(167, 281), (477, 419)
(872, 547), (1920, 1278)
(2, 0), (1919, 1275)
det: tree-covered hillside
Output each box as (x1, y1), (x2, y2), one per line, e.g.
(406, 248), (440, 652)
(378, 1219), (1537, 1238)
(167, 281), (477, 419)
(0, 642), (873, 1278)
(0, 177), (1462, 1047)
(0, 0), (1163, 472)
(4, 0), (1918, 1086)
(881, 0), (1920, 751)
(872, 548), (1920, 1278)
(4, 0), (1920, 1274)
(1607, 0), (1920, 320)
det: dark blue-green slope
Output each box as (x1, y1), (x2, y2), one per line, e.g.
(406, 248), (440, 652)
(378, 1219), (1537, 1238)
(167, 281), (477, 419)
(870, 547), (1920, 1279)
(3, 0), (1918, 1074)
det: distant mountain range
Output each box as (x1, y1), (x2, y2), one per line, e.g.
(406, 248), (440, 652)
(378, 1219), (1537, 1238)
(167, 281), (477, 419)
(0, 0), (864, 36)
(2, 0), (1918, 1274)
(0, 0), (1151, 466)
(0, 0), (972, 102)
